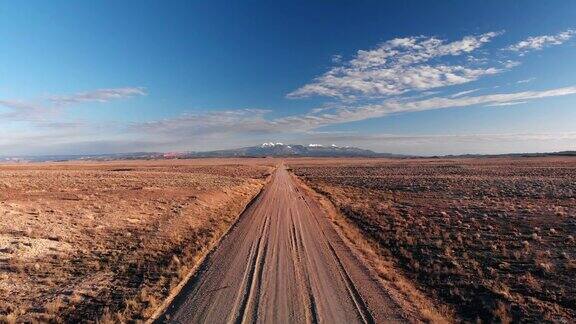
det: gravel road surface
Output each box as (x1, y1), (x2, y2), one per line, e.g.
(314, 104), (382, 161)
(156, 165), (405, 323)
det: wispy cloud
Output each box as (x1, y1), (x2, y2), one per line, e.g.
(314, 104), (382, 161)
(3, 29), (575, 155)
(287, 32), (503, 99)
(49, 87), (147, 106)
(133, 109), (275, 136)
(300, 131), (576, 145)
(502, 60), (521, 69)
(450, 88), (481, 98)
(0, 99), (42, 111)
(338, 86), (576, 120)
(0, 99), (57, 121)
(505, 29), (575, 53)
(485, 101), (528, 107)
(517, 77), (536, 84)
(0, 87), (146, 122)
(130, 86), (576, 140)
(4, 83), (575, 155)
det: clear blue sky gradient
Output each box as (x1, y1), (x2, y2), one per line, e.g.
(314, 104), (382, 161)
(0, 1), (575, 155)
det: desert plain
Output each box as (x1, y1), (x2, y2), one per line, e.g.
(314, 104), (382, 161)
(0, 157), (574, 323)
(290, 156), (576, 323)
(0, 159), (273, 323)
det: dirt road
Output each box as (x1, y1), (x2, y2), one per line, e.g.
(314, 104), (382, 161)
(156, 165), (406, 323)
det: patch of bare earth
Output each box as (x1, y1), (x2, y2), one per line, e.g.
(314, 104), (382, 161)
(290, 157), (576, 323)
(0, 159), (273, 323)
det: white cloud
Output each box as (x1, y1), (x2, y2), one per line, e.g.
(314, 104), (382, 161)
(131, 86), (576, 140)
(49, 87), (147, 106)
(466, 56), (489, 64)
(505, 29), (575, 53)
(126, 31), (575, 149)
(4, 30), (575, 155)
(4, 85), (576, 155)
(336, 86), (576, 121)
(0, 100), (57, 121)
(288, 32), (503, 99)
(485, 101), (528, 107)
(133, 109), (276, 136)
(502, 60), (521, 69)
(0, 100), (41, 111)
(351, 32), (501, 69)
(517, 77), (536, 84)
(290, 65), (501, 99)
(285, 86), (576, 129)
(450, 88), (481, 98)
(0, 87), (146, 122)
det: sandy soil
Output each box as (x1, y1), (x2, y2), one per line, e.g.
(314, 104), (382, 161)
(0, 159), (274, 323)
(157, 165), (412, 323)
(290, 157), (576, 323)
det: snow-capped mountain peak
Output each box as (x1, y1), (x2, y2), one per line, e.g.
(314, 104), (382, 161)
(261, 142), (284, 147)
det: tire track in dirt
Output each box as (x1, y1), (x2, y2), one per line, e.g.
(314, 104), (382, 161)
(155, 165), (407, 323)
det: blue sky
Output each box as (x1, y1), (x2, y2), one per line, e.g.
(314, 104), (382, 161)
(1, 0), (575, 155)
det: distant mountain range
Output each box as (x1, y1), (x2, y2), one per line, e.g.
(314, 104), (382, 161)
(0, 152), (166, 163)
(436, 151), (576, 158)
(1, 143), (574, 163)
(0, 143), (390, 162)
(178, 143), (397, 158)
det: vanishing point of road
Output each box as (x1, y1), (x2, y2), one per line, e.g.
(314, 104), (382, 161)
(156, 165), (406, 323)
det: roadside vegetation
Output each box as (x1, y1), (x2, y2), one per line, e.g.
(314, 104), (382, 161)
(0, 160), (272, 322)
(291, 157), (576, 323)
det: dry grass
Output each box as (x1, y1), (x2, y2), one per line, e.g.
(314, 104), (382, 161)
(290, 157), (576, 323)
(0, 159), (274, 322)
(292, 173), (452, 323)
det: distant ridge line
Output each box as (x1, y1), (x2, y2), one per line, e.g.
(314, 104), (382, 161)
(1, 145), (574, 163)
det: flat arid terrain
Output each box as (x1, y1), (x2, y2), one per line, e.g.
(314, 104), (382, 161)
(0, 159), (273, 322)
(1, 157), (575, 323)
(290, 157), (576, 323)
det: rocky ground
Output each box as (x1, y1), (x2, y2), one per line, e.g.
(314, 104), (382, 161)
(0, 159), (273, 323)
(291, 157), (576, 323)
